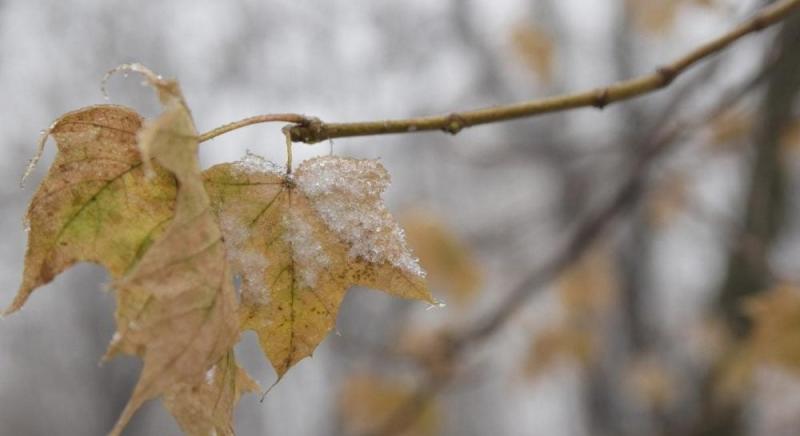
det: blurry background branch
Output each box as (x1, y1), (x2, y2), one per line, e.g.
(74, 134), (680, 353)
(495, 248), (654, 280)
(354, 2), (799, 433)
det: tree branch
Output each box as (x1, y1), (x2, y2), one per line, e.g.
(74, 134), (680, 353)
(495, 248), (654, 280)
(282, 0), (800, 144)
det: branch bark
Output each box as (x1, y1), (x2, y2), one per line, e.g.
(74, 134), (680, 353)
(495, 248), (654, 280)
(282, 0), (800, 144)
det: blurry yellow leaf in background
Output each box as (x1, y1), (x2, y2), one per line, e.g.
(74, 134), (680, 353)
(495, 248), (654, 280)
(745, 285), (800, 373)
(523, 324), (595, 379)
(647, 172), (689, 228)
(396, 328), (457, 378)
(715, 285), (800, 403)
(626, 0), (682, 34)
(710, 109), (754, 149)
(339, 374), (439, 436)
(779, 118), (800, 154)
(626, 0), (717, 35)
(626, 356), (677, 411)
(401, 208), (482, 307)
(510, 24), (556, 85)
(522, 244), (616, 379)
(557, 243), (617, 316)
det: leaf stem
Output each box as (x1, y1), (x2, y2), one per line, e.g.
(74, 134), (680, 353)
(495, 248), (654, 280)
(197, 114), (312, 143)
(282, 126), (293, 175)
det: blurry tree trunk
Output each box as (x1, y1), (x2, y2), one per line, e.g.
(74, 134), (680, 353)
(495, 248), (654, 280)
(690, 11), (800, 436)
(584, 4), (660, 436)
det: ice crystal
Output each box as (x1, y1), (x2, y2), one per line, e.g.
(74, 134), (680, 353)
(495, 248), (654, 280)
(233, 150), (284, 175)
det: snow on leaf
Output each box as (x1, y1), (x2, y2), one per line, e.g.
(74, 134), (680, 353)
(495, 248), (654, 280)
(204, 155), (432, 378)
(163, 351), (259, 436)
(106, 69), (241, 436)
(4, 105), (177, 315)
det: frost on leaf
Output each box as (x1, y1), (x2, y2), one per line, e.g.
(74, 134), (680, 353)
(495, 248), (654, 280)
(163, 351), (259, 436)
(204, 155), (432, 377)
(4, 105), (177, 315)
(105, 71), (241, 436)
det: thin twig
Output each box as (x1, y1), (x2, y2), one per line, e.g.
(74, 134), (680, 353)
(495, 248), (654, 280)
(286, 0), (800, 144)
(195, 0), (799, 147)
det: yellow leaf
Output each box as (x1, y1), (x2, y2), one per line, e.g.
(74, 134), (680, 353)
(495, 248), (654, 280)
(204, 155), (433, 378)
(780, 119), (800, 154)
(163, 351), (259, 436)
(557, 244), (617, 317)
(4, 105), (176, 315)
(511, 24), (555, 84)
(625, 356), (677, 411)
(626, 0), (681, 34)
(744, 285), (800, 373)
(647, 172), (689, 228)
(401, 208), (482, 306)
(523, 246), (613, 379)
(626, 0), (718, 34)
(396, 328), (457, 378)
(709, 109), (754, 148)
(339, 374), (439, 436)
(713, 286), (800, 404)
(523, 324), (594, 379)
(107, 69), (241, 435)
(714, 347), (756, 405)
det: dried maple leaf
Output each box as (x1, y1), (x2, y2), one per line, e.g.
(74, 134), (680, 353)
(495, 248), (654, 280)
(204, 154), (433, 377)
(5, 92), (251, 434)
(106, 68), (242, 435)
(4, 105), (176, 315)
(6, 64), (435, 435)
(163, 351), (259, 436)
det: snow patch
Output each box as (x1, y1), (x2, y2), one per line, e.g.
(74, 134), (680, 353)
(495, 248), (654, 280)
(205, 365), (216, 385)
(296, 156), (425, 278)
(233, 150), (284, 174)
(219, 214), (270, 305)
(283, 208), (331, 288)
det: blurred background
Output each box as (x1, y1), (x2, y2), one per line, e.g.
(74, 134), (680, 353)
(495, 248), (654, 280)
(2, 0), (800, 435)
